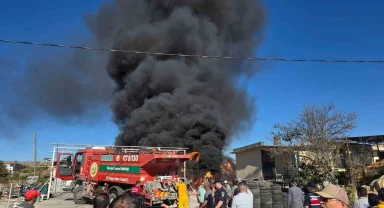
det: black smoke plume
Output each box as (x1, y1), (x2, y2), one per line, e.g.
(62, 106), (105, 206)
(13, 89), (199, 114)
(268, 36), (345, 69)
(0, 48), (113, 138)
(86, 0), (267, 172)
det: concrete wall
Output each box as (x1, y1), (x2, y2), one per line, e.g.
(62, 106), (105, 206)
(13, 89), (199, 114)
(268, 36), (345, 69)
(235, 148), (263, 180)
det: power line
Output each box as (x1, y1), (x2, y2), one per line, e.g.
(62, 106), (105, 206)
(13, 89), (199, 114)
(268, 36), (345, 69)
(1, 39), (384, 63)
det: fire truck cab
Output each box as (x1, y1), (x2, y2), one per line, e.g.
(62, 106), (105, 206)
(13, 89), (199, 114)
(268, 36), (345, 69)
(54, 146), (190, 205)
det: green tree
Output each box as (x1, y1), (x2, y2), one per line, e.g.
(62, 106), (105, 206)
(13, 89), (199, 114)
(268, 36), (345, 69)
(11, 172), (20, 181)
(283, 162), (330, 188)
(0, 160), (10, 182)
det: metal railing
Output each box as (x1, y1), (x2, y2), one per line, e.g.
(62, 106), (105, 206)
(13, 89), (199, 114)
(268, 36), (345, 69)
(50, 143), (189, 155)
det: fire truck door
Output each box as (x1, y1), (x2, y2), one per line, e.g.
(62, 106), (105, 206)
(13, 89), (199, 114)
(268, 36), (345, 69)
(55, 152), (74, 181)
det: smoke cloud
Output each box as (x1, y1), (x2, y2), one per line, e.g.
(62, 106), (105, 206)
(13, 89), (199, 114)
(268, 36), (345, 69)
(1, 49), (113, 133)
(86, 0), (267, 172)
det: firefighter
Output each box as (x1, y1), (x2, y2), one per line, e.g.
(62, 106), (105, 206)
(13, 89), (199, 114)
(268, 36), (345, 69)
(174, 178), (188, 208)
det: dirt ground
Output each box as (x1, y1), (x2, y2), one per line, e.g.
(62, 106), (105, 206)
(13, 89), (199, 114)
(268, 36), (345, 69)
(0, 192), (200, 208)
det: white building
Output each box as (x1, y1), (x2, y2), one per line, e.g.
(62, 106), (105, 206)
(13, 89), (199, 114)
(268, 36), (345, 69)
(5, 162), (24, 174)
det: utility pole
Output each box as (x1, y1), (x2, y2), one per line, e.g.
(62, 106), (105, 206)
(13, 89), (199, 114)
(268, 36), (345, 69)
(345, 138), (353, 184)
(34, 132), (37, 176)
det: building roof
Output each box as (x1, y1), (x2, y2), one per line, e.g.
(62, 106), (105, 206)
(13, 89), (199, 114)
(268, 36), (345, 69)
(348, 135), (384, 144)
(231, 135), (384, 154)
(231, 142), (277, 154)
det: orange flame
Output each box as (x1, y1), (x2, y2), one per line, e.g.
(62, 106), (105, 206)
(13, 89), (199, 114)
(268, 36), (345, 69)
(190, 151), (200, 163)
(192, 171), (212, 188)
(220, 159), (234, 179)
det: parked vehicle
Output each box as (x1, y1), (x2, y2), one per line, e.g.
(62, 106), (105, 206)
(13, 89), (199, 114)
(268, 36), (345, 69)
(54, 146), (190, 205)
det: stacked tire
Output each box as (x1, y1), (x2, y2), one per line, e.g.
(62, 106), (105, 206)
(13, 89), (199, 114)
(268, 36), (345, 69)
(282, 192), (288, 208)
(271, 184), (283, 208)
(259, 181), (273, 208)
(248, 182), (261, 208)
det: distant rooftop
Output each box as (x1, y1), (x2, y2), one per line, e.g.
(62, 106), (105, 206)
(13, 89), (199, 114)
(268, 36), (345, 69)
(348, 135), (384, 144)
(231, 142), (274, 154)
(231, 134), (384, 154)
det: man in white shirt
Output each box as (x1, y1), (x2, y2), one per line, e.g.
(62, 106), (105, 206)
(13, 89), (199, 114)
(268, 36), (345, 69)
(353, 187), (369, 208)
(231, 181), (253, 208)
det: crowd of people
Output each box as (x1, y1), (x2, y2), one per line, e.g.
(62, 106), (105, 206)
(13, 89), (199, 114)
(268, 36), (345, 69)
(14, 178), (254, 208)
(16, 179), (384, 208)
(287, 181), (384, 208)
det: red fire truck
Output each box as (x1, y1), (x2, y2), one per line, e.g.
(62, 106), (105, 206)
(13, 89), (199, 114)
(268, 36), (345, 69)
(54, 146), (190, 205)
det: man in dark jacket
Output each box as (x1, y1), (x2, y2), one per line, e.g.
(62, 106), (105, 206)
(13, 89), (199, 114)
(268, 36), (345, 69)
(15, 189), (41, 208)
(213, 179), (227, 208)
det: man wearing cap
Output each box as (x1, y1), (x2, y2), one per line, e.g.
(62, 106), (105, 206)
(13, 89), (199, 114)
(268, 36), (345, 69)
(15, 190), (41, 208)
(224, 181), (232, 197)
(316, 184), (349, 208)
(224, 180), (231, 208)
(213, 179), (227, 208)
(304, 182), (321, 208)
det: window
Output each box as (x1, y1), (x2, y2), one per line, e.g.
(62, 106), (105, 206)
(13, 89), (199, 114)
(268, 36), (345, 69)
(74, 153), (85, 174)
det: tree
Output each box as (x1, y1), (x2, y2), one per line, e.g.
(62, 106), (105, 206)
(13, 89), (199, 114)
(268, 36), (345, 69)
(270, 103), (358, 185)
(11, 172), (20, 181)
(283, 162), (330, 188)
(0, 160), (10, 182)
(344, 145), (369, 185)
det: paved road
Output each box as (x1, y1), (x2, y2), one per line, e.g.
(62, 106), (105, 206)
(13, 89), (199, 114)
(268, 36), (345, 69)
(1, 192), (199, 208)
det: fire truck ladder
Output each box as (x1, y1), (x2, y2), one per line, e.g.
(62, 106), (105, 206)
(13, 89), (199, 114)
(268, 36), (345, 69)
(114, 146), (188, 155)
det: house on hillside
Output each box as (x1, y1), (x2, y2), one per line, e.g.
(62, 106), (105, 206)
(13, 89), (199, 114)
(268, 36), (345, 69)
(231, 135), (384, 182)
(5, 162), (24, 174)
(42, 157), (51, 163)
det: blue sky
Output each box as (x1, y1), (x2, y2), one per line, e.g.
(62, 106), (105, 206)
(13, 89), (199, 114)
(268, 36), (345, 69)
(0, 0), (383, 161)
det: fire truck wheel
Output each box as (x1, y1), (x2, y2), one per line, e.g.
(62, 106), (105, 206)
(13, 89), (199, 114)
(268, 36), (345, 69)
(73, 185), (86, 204)
(109, 186), (124, 203)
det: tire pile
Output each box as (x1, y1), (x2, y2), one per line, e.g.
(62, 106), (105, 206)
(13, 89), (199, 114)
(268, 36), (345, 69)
(271, 184), (283, 208)
(282, 192), (288, 208)
(248, 181), (288, 208)
(248, 182), (261, 208)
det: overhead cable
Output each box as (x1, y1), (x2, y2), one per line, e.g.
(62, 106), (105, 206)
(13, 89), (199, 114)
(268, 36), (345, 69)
(1, 39), (384, 63)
